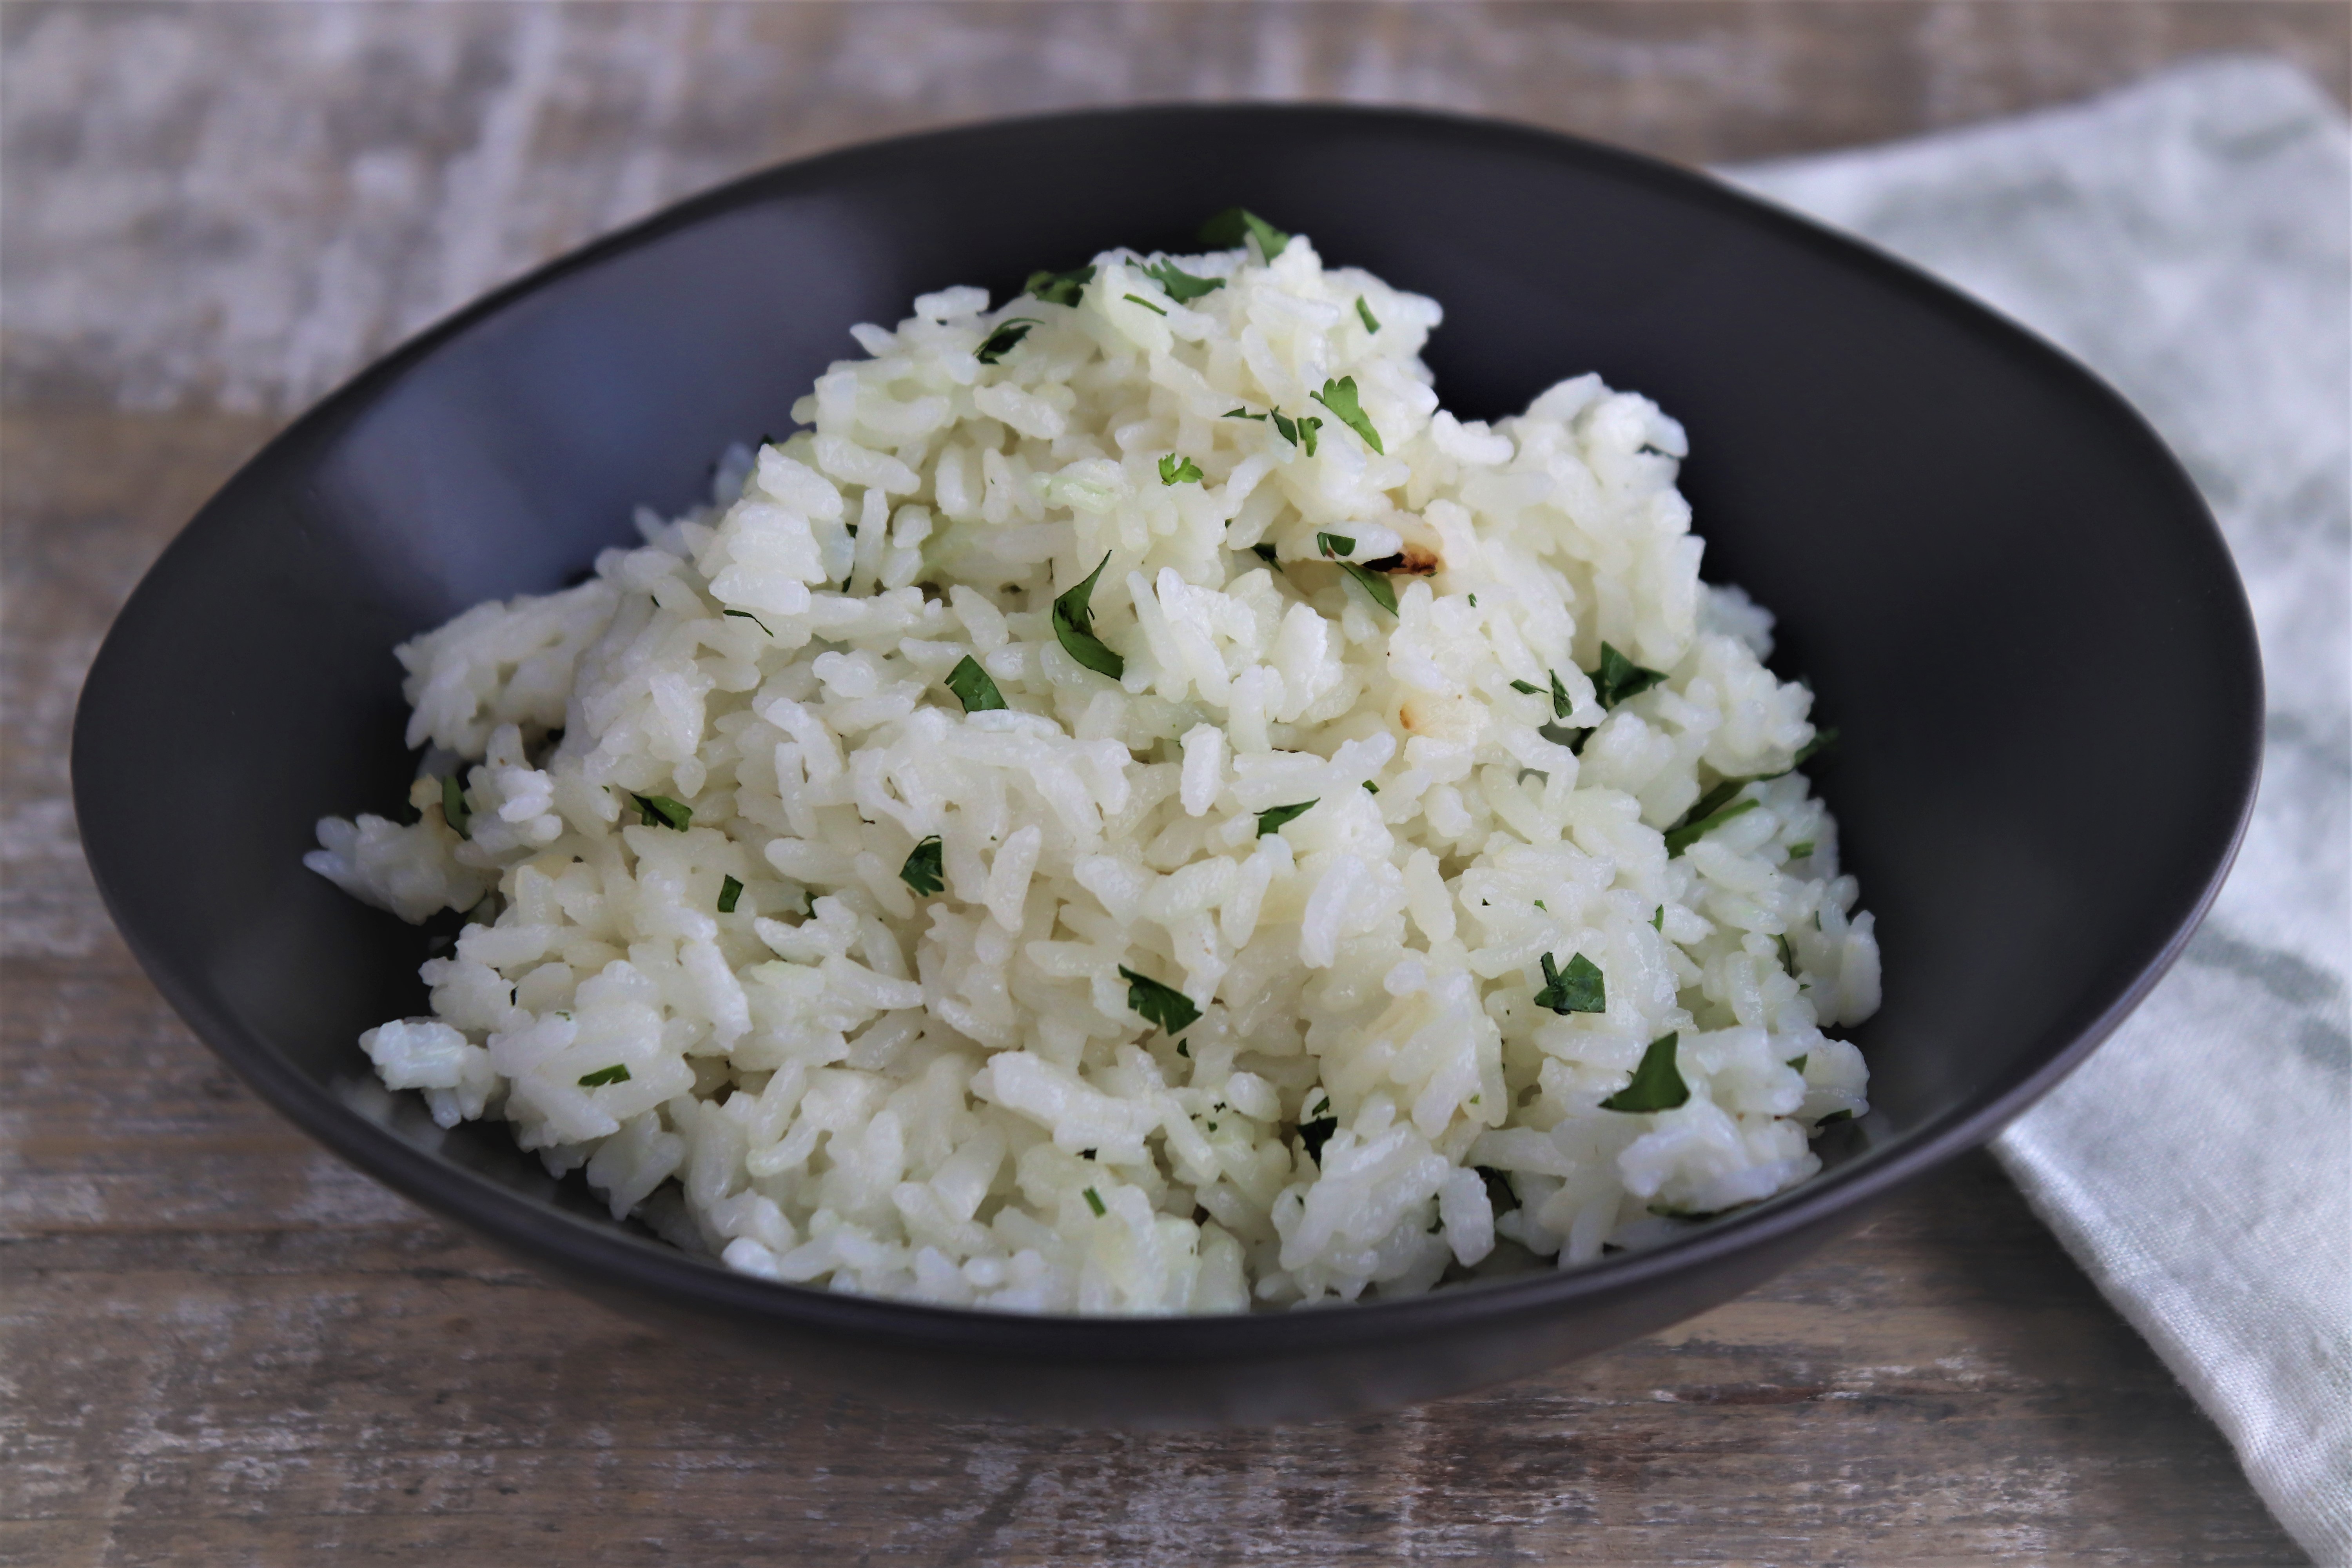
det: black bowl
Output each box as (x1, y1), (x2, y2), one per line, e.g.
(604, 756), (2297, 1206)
(73, 104), (2259, 1427)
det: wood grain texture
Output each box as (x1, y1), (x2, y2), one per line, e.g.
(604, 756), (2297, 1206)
(5, 5), (2343, 1563)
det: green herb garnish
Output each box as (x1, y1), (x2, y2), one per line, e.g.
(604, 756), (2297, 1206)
(1509, 679), (1543, 697)
(1786, 840), (1815, 859)
(1591, 642), (1667, 708)
(1200, 207), (1292, 259)
(1158, 454), (1204, 486)
(1356, 296), (1381, 333)
(1533, 951), (1606, 1014)
(1310, 376), (1384, 455)
(1297, 1092), (1338, 1163)
(722, 608), (772, 635)
(1599, 1033), (1689, 1113)
(1117, 964), (1202, 1035)
(975, 317), (1042, 365)
(631, 793), (692, 831)
(1664, 794), (1762, 857)
(1255, 800), (1317, 836)
(1083, 1186), (1107, 1217)
(717, 875), (744, 915)
(1024, 265), (1095, 305)
(1225, 407), (1267, 421)
(1250, 543), (1278, 564)
(441, 775), (471, 839)
(1316, 532), (1356, 559)
(1362, 780), (1379, 794)
(1051, 551), (1125, 680)
(899, 835), (946, 897)
(944, 655), (1007, 713)
(1269, 408), (1321, 456)
(1651, 906), (1666, 931)
(1787, 1054), (1808, 1074)
(1121, 292), (1168, 317)
(577, 1064), (632, 1088)
(1776, 933), (1796, 973)
(1142, 259), (1225, 303)
(1337, 560), (1397, 614)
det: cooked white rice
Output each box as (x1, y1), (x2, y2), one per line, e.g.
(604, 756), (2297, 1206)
(309, 227), (1877, 1314)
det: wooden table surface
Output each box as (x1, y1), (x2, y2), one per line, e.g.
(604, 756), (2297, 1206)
(6, 5), (2344, 1564)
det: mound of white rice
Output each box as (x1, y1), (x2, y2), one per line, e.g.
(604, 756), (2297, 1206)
(309, 222), (1877, 1314)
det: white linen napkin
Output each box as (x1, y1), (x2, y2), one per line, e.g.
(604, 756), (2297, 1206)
(1728, 57), (2352, 1565)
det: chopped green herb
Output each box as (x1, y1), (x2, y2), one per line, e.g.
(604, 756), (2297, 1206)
(1776, 933), (1796, 973)
(975, 317), (1041, 365)
(1255, 800), (1317, 836)
(1548, 669), (1574, 720)
(1051, 551), (1125, 679)
(1651, 906), (1666, 931)
(1121, 292), (1168, 317)
(722, 608), (772, 635)
(1815, 1109), (1854, 1126)
(1141, 259), (1225, 303)
(1786, 1054), (1809, 1074)
(1533, 900), (1546, 911)
(1269, 408), (1321, 456)
(1024, 265), (1095, 305)
(1509, 679), (1544, 697)
(1083, 1186), (1107, 1217)
(1158, 453), (1204, 486)
(631, 793), (693, 831)
(577, 1063), (632, 1088)
(1362, 779), (1379, 794)
(944, 655), (1007, 713)
(1117, 964), (1201, 1035)
(1224, 407), (1267, 421)
(1664, 795), (1762, 857)
(1467, 594), (1477, 607)
(1356, 295), (1381, 333)
(1199, 207), (1292, 259)
(899, 835), (946, 897)
(441, 775), (471, 838)
(1316, 532), (1357, 559)
(1592, 642), (1668, 709)
(717, 875), (744, 915)
(1786, 840), (1816, 859)
(1175, 1039), (1190, 1058)
(1599, 1033), (1690, 1113)
(1250, 543), (1278, 564)
(1337, 560), (1398, 614)
(1534, 951), (1607, 1014)
(1310, 376), (1385, 455)
(1297, 1093), (1338, 1163)
(1080, 1148), (1096, 1160)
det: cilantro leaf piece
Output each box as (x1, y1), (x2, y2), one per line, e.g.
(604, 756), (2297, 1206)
(1159, 453), (1204, 485)
(1533, 951), (1606, 1014)
(1269, 408), (1321, 456)
(1310, 376), (1385, 454)
(1296, 1091), (1338, 1163)
(1199, 207), (1292, 259)
(899, 835), (946, 897)
(1051, 551), (1125, 680)
(1024, 265), (1095, 305)
(722, 608), (772, 635)
(1599, 1033), (1690, 1112)
(1591, 642), (1668, 708)
(1338, 560), (1397, 614)
(975, 317), (1041, 365)
(1362, 780), (1379, 794)
(1316, 532), (1356, 559)
(1787, 840), (1815, 859)
(717, 875), (744, 915)
(1117, 964), (1202, 1035)
(1224, 407), (1267, 421)
(944, 655), (1007, 713)
(631, 793), (693, 831)
(1083, 1187), (1107, 1217)
(577, 1063), (632, 1088)
(1509, 679), (1543, 696)
(1548, 669), (1574, 720)
(1255, 800), (1317, 836)
(1651, 906), (1666, 931)
(440, 775), (471, 839)
(1776, 933), (1796, 973)
(1142, 259), (1225, 303)
(1664, 794), (1762, 857)
(1786, 1054), (1808, 1074)
(1121, 292), (1168, 317)
(1356, 295), (1381, 333)
(1249, 543), (1278, 564)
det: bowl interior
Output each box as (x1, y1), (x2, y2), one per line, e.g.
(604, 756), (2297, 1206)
(74, 105), (2257, 1373)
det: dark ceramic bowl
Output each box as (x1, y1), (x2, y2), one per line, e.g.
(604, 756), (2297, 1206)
(73, 105), (2259, 1427)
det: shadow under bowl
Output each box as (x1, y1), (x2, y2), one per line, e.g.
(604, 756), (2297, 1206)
(71, 104), (2260, 1427)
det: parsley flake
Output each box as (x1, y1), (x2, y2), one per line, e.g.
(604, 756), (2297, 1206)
(1083, 1187), (1107, 1217)
(577, 1063), (632, 1088)
(1787, 1054), (1809, 1074)
(1362, 780), (1379, 794)
(1338, 560), (1397, 614)
(1548, 669), (1574, 720)
(1051, 551), (1125, 680)
(1297, 1091), (1338, 1163)
(1117, 965), (1201, 1035)
(1787, 840), (1816, 859)
(1652, 906), (1666, 931)
(1199, 207), (1292, 259)
(1356, 296), (1381, 333)
(1024, 265), (1095, 305)
(1224, 407), (1267, 422)
(717, 875), (744, 915)
(1664, 794), (1762, 857)
(1121, 292), (1168, 317)
(1509, 679), (1543, 697)
(899, 835), (946, 897)
(1592, 642), (1668, 708)
(1599, 1033), (1690, 1113)
(1256, 800), (1317, 836)
(1310, 376), (1385, 454)
(440, 775), (471, 839)
(1250, 543), (1279, 565)
(1269, 408), (1321, 456)
(1316, 532), (1357, 559)
(1533, 951), (1606, 1014)
(1158, 453), (1204, 486)
(722, 608), (772, 635)
(975, 317), (1042, 365)
(944, 655), (1007, 713)
(1142, 259), (1225, 303)
(631, 793), (693, 831)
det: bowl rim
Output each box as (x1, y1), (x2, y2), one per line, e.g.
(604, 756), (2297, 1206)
(74, 98), (2264, 1352)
